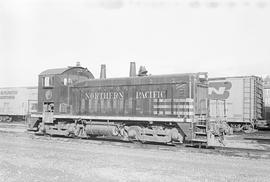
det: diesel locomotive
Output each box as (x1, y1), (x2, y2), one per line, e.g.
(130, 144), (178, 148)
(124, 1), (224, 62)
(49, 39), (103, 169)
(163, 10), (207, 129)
(28, 62), (223, 146)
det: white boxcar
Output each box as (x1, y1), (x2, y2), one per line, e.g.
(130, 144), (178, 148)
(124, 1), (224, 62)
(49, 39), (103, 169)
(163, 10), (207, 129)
(263, 76), (270, 121)
(208, 76), (263, 130)
(0, 87), (38, 121)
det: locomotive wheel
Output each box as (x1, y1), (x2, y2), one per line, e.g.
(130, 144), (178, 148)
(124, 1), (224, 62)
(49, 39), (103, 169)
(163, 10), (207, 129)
(127, 126), (142, 141)
(37, 122), (46, 134)
(121, 129), (129, 141)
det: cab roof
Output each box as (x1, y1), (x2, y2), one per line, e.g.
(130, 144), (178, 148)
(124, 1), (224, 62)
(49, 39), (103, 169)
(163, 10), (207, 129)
(39, 68), (68, 75)
(39, 66), (94, 79)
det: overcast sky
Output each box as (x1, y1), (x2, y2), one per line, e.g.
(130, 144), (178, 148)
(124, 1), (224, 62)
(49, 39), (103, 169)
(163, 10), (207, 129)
(0, 0), (270, 87)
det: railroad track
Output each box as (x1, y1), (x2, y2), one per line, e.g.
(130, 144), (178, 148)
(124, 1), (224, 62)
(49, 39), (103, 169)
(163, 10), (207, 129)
(1, 123), (269, 159)
(27, 131), (270, 159)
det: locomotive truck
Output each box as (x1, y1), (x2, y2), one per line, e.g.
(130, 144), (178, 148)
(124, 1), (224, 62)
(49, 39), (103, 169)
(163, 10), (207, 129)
(28, 63), (224, 146)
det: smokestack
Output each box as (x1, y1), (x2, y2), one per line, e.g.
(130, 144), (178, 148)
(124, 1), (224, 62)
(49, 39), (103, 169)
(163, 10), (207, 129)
(100, 64), (106, 79)
(129, 62), (136, 77)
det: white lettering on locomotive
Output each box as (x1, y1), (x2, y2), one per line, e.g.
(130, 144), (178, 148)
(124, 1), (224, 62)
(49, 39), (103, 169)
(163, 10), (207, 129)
(84, 90), (166, 100)
(85, 91), (124, 100)
(135, 91), (166, 99)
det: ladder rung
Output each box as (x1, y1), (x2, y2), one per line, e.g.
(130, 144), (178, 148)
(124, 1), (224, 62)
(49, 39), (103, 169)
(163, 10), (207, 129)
(191, 139), (207, 143)
(196, 125), (206, 128)
(195, 132), (207, 136)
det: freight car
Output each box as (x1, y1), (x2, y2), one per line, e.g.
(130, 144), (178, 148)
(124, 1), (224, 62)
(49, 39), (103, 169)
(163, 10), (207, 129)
(28, 63), (223, 146)
(0, 87), (38, 122)
(263, 76), (270, 121)
(261, 76), (270, 129)
(208, 76), (263, 131)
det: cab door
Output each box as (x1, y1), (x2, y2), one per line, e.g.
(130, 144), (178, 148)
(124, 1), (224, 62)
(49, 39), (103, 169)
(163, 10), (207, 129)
(42, 102), (54, 123)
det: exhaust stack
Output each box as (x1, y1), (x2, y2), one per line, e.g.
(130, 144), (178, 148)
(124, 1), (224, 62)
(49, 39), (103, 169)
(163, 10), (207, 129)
(129, 62), (136, 77)
(100, 64), (106, 79)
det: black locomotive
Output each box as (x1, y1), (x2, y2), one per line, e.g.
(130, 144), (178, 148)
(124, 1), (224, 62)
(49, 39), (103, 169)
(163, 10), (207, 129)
(28, 62), (221, 146)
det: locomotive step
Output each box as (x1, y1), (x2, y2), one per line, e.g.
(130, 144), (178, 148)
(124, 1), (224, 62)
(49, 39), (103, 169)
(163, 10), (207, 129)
(195, 125), (206, 128)
(194, 132), (207, 135)
(191, 139), (207, 143)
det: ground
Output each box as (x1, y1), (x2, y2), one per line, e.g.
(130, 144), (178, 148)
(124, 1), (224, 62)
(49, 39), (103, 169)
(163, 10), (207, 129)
(0, 123), (270, 182)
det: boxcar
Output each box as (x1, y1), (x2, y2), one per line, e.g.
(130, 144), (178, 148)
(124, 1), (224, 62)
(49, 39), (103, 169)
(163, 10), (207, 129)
(0, 87), (37, 122)
(208, 76), (263, 131)
(263, 76), (270, 122)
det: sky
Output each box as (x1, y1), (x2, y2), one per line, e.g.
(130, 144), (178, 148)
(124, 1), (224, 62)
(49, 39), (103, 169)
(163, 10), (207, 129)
(0, 0), (270, 87)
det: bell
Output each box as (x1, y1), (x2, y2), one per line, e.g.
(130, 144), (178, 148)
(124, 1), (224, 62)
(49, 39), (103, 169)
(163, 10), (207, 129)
(138, 66), (148, 76)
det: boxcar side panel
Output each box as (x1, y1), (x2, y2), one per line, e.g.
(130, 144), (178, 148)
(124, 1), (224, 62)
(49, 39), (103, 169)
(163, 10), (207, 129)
(0, 87), (38, 116)
(209, 76), (263, 122)
(209, 78), (244, 122)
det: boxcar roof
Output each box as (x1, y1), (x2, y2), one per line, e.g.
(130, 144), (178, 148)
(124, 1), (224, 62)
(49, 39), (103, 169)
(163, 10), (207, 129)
(209, 75), (261, 81)
(0, 86), (37, 89)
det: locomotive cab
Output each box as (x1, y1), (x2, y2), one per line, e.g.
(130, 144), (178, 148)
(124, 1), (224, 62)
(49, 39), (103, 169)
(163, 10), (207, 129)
(38, 66), (94, 115)
(28, 65), (94, 131)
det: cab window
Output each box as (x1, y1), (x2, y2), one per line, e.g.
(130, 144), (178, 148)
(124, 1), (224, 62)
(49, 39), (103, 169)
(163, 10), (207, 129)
(42, 76), (54, 87)
(63, 78), (72, 86)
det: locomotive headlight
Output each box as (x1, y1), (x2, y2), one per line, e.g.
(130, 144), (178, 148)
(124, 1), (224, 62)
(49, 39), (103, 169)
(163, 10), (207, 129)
(45, 90), (52, 100)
